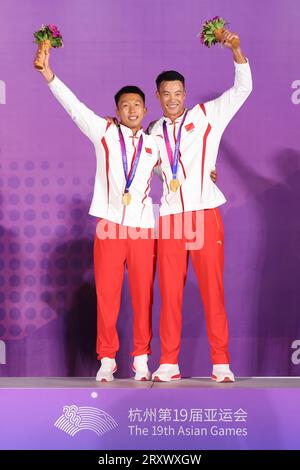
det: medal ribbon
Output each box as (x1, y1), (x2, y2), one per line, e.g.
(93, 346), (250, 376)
(162, 110), (188, 180)
(118, 128), (143, 193)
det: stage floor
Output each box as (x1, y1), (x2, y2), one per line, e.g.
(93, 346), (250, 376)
(0, 376), (300, 388)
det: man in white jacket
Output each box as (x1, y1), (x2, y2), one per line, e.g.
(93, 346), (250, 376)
(36, 50), (160, 382)
(150, 29), (252, 382)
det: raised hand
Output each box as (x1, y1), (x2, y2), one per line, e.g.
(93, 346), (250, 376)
(34, 47), (54, 83)
(219, 29), (240, 50)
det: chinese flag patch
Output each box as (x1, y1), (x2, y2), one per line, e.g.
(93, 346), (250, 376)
(185, 122), (195, 132)
(145, 147), (152, 154)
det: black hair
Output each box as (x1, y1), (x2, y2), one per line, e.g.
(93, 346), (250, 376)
(156, 70), (185, 90)
(114, 86), (145, 105)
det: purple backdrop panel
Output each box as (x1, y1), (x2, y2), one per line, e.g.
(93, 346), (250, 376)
(0, 0), (300, 376)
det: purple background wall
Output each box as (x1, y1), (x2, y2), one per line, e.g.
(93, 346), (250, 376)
(0, 0), (299, 377)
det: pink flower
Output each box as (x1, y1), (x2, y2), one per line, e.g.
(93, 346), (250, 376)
(48, 24), (61, 38)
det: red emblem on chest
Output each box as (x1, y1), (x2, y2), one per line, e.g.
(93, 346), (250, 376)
(185, 122), (195, 132)
(145, 147), (152, 154)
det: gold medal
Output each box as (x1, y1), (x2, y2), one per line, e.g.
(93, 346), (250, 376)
(170, 178), (180, 192)
(122, 192), (131, 205)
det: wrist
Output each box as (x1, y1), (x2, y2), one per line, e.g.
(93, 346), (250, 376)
(232, 47), (247, 64)
(44, 70), (55, 83)
(232, 46), (242, 54)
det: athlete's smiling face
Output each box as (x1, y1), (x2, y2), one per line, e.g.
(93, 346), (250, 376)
(116, 93), (147, 132)
(156, 80), (186, 120)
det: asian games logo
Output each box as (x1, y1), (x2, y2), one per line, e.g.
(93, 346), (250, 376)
(54, 404), (118, 437)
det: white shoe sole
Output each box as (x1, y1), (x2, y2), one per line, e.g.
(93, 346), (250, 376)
(132, 366), (151, 381)
(152, 373), (181, 382)
(211, 374), (235, 383)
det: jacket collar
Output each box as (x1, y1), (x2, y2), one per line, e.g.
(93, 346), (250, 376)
(119, 124), (143, 138)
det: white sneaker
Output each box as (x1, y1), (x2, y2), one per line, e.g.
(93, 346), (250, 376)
(211, 364), (235, 383)
(152, 363), (181, 382)
(96, 357), (117, 382)
(132, 354), (151, 381)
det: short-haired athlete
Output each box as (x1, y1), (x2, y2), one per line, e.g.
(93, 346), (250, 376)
(150, 29), (252, 382)
(35, 49), (160, 382)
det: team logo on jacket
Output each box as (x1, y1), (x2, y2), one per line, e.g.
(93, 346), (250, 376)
(185, 122), (195, 132)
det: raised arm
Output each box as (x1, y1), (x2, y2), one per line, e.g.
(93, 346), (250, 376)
(203, 30), (252, 132)
(35, 48), (107, 142)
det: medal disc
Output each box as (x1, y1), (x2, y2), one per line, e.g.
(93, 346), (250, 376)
(122, 192), (131, 205)
(170, 178), (180, 192)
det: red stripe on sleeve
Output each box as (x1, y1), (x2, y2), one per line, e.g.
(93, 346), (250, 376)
(199, 103), (206, 116)
(201, 123), (212, 194)
(101, 136), (110, 205)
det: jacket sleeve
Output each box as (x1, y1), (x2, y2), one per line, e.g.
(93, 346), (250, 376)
(203, 60), (252, 133)
(48, 75), (108, 143)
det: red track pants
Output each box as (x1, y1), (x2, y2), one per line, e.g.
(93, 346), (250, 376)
(157, 208), (230, 365)
(94, 220), (156, 359)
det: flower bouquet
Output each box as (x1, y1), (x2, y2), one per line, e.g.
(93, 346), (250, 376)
(198, 16), (240, 49)
(33, 24), (63, 70)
